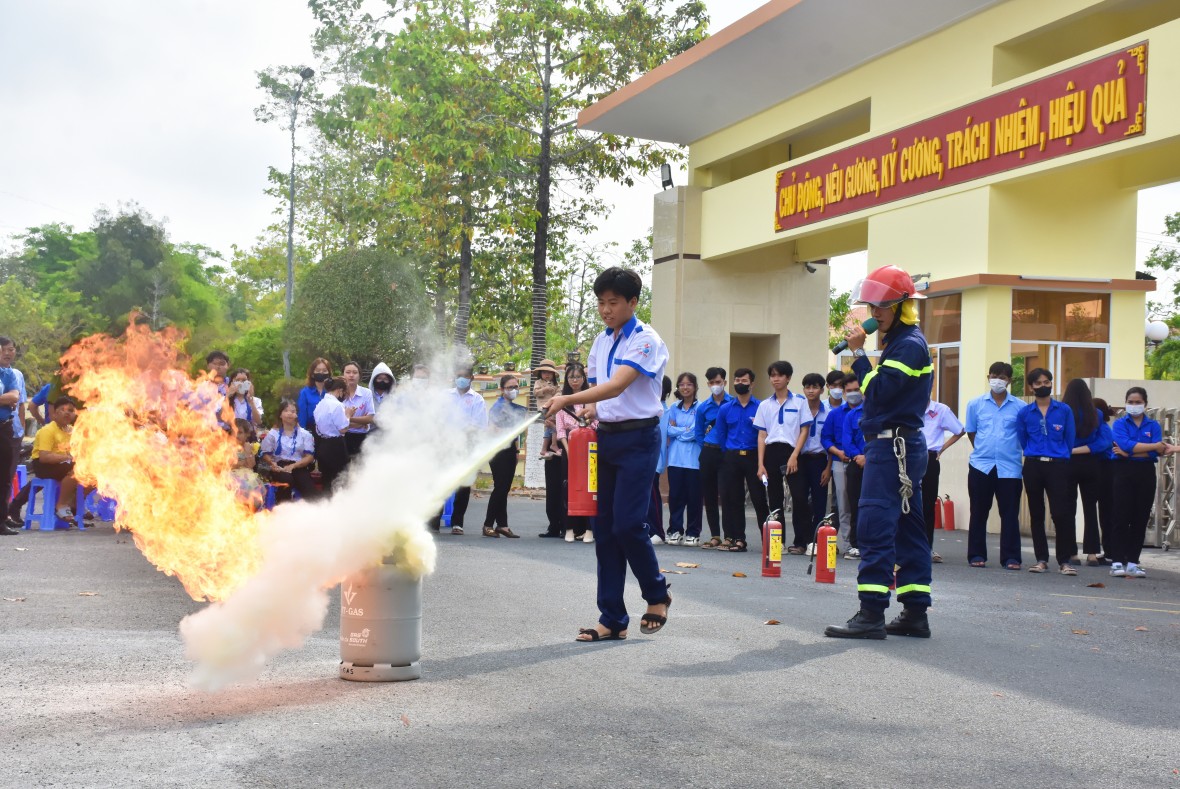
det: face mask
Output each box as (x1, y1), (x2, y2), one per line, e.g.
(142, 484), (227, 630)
(1125, 403), (1145, 416)
(455, 377), (472, 390)
(988, 378), (1007, 394)
(733, 383), (750, 396)
(313, 372), (329, 383)
(710, 385), (724, 397)
(374, 379), (392, 392)
(845, 391), (864, 406)
(237, 381), (251, 395)
(505, 388), (519, 400)
(829, 388), (844, 400)
(411, 377), (427, 388)
(1032, 385), (1052, 399)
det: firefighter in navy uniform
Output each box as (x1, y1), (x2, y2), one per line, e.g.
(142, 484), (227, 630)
(825, 265), (934, 640)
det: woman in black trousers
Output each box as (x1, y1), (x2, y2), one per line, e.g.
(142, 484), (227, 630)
(483, 375), (526, 538)
(1064, 380), (1112, 565)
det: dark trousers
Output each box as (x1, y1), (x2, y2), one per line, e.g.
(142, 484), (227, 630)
(1095, 458), (1114, 556)
(482, 447), (517, 529)
(667, 466), (702, 537)
(543, 453), (567, 534)
(593, 425), (666, 631)
(1023, 459), (1075, 565)
(646, 474), (666, 540)
(0, 422), (12, 509)
(1111, 461), (1155, 565)
(8, 458), (73, 519)
(921, 451), (940, 547)
(844, 461), (863, 549)
(763, 442), (792, 515)
(344, 431), (367, 456)
(8, 434), (21, 499)
(315, 435), (350, 494)
(786, 453), (828, 547)
(966, 466), (1024, 566)
(699, 445), (723, 538)
(857, 436), (929, 612)
(1069, 454), (1104, 555)
(721, 450), (769, 544)
(269, 461), (317, 503)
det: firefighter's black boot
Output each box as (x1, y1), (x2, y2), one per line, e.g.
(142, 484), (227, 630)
(885, 607), (931, 638)
(824, 609), (886, 639)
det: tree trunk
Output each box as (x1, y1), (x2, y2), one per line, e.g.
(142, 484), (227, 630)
(453, 194), (473, 349)
(435, 257), (447, 337)
(529, 40), (554, 411)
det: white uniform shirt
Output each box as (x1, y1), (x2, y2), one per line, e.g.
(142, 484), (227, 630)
(922, 400), (965, 452)
(799, 399), (829, 454)
(447, 388), (489, 431)
(344, 386), (375, 434)
(586, 315), (668, 423)
(752, 391), (806, 445)
(260, 426), (315, 462)
(313, 395), (350, 437)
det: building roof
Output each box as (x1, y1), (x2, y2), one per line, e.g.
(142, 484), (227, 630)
(578, 0), (1006, 145)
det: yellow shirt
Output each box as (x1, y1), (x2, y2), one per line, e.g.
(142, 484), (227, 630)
(32, 422), (71, 461)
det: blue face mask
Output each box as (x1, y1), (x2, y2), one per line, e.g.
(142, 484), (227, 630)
(455, 377), (472, 390)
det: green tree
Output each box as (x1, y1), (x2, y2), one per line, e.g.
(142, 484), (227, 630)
(828, 289), (853, 350)
(286, 248), (430, 373)
(0, 279), (76, 386)
(1142, 211), (1180, 313)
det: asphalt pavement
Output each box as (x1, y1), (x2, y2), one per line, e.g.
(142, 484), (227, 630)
(2, 495), (1178, 788)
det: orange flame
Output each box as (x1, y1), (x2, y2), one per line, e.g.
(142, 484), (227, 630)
(61, 321), (265, 602)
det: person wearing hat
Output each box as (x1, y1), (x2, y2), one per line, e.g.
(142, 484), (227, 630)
(825, 265), (934, 640)
(532, 359), (560, 457)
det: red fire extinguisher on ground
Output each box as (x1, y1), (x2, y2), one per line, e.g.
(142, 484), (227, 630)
(933, 495), (943, 529)
(567, 416), (598, 517)
(941, 494), (956, 531)
(807, 514), (837, 583)
(761, 510), (783, 578)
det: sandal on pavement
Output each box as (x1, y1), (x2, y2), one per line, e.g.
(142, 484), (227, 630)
(482, 526), (499, 538)
(786, 545), (806, 555)
(1059, 564), (1077, 576)
(640, 594), (672, 635)
(1005, 562), (1022, 571)
(1028, 561), (1048, 573)
(718, 538), (735, 551)
(451, 526), (463, 535)
(495, 527), (519, 538)
(575, 626), (626, 642)
(725, 540), (748, 553)
(931, 552), (943, 563)
(969, 558), (987, 568)
(701, 537), (722, 549)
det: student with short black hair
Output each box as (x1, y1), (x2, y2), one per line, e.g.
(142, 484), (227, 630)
(664, 372), (703, 546)
(1015, 368), (1076, 574)
(715, 367), (769, 552)
(790, 371), (832, 546)
(964, 361), (1025, 569)
(754, 360), (805, 551)
(205, 351), (230, 396)
(695, 366), (733, 548)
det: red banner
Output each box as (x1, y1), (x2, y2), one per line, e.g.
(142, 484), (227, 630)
(774, 43), (1148, 232)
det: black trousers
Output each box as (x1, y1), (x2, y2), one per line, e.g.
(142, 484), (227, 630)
(1095, 458), (1114, 556)
(763, 442), (792, 515)
(844, 461), (863, 549)
(344, 431), (367, 456)
(1023, 458), (1075, 564)
(1069, 454), (1105, 555)
(921, 451), (941, 547)
(543, 452), (567, 534)
(269, 461), (318, 502)
(1111, 461), (1155, 565)
(316, 435), (350, 494)
(966, 466), (1024, 566)
(786, 453), (828, 547)
(721, 450), (769, 544)
(0, 422), (15, 509)
(699, 445), (723, 539)
(483, 447), (517, 529)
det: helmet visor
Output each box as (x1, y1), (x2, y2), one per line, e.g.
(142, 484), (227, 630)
(851, 277), (906, 307)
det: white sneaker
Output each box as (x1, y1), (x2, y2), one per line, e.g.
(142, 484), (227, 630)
(1109, 562), (1126, 577)
(682, 535), (700, 547)
(582, 531), (594, 544)
(666, 532), (683, 546)
(805, 542), (816, 556)
(564, 529), (575, 543)
(843, 548), (861, 560)
(1125, 563), (1146, 578)
(651, 535), (664, 545)
(56, 507), (74, 519)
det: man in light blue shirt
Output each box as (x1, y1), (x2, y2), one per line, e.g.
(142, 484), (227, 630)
(0, 339), (27, 490)
(963, 361), (1025, 569)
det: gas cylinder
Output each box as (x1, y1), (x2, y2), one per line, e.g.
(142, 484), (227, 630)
(339, 559), (422, 682)
(761, 511), (783, 578)
(814, 521), (837, 584)
(941, 494), (956, 531)
(567, 424), (598, 517)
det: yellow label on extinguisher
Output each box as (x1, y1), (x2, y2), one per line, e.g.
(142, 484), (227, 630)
(826, 540), (837, 570)
(769, 528), (782, 562)
(587, 442), (598, 494)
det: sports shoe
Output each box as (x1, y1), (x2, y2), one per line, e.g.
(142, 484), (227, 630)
(581, 531), (594, 544)
(0, 523), (19, 536)
(1125, 563), (1146, 578)
(650, 535), (664, 545)
(56, 507), (74, 520)
(682, 535), (700, 547)
(1109, 562), (1126, 577)
(666, 532), (683, 546)
(843, 548), (861, 560)
(931, 551), (943, 563)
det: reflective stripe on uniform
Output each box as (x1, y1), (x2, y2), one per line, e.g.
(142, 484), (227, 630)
(862, 369), (879, 390)
(881, 359), (933, 377)
(857, 583), (891, 594)
(895, 583), (932, 596)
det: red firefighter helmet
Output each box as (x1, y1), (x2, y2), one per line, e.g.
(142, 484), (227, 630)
(851, 265), (925, 307)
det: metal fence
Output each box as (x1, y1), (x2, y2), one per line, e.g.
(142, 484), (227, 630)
(1151, 407), (1176, 551)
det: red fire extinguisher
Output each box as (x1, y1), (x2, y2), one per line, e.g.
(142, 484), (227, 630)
(941, 494), (956, 531)
(933, 495), (943, 529)
(761, 510), (783, 578)
(567, 420), (598, 517)
(807, 514), (837, 584)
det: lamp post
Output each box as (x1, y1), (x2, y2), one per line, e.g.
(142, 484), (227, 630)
(282, 66), (315, 380)
(1146, 319), (1170, 346)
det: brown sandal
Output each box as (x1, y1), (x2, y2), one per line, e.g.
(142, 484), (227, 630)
(495, 527), (519, 538)
(701, 537), (722, 549)
(482, 526), (499, 538)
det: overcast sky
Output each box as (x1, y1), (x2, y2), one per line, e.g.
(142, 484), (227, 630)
(2, 1), (1177, 298)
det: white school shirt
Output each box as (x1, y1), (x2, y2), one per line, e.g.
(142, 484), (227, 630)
(447, 388), (490, 431)
(922, 400), (965, 452)
(313, 395), (350, 437)
(800, 400), (829, 454)
(586, 315), (668, 422)
(752, 391), (806, 445)
(260, 426), (315, 462)
(344, 386), (375, 434)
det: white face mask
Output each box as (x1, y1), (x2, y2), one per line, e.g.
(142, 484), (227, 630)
(411, 377), (428, 388)
(988, 378), (1008, 394)
(710, 385), (724, 397)
(237, 381), (250, 395)
(1125, 403), (1146, 416)
(505, 388), (519, 400)
(844, 391), (864, 406)
(829, 388), (844, 400)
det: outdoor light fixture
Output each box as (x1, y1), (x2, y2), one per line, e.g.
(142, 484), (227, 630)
(803, 258), (829, 274)
(1146, 320), (1169, 345)
(660, 163), (673, 190)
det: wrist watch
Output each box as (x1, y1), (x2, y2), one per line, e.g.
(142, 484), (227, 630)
(852, 348), (867, 358)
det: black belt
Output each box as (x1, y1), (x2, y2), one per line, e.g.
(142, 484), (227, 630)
(725, 449), (754, 457)
(1027, 456), (1066, 463)
(597, 416), (660, 434)
(866, 426), (921, 442)
(701, 443), (722, 451)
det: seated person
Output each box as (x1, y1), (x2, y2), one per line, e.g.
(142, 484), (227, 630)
(7, 396), (88, 527)
(229, 418), (265, 507)
(258, 400), (317, 503)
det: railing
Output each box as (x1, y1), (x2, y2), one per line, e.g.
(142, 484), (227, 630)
(1151, 407), (1176, 551)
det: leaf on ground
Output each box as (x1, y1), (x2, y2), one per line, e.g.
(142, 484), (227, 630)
(765, 619), (781, 625)
(992, 692), (1004, 697)
(400, 714), (410, 728)
(1071, 629), (1089, 635)
(674, 562), (700, 568)
(1060, 611), (1073, 615)
(14, 547), (27, 551)
(3, 597), (26, 602)
(78, 591), (99, 597)
(1134, 626), (1149, 632)
(1091, 647), (1100, 652)
(1086, 582), (1105, 588)
(732, 572), (747, 578)
(665, 570), (688, 575)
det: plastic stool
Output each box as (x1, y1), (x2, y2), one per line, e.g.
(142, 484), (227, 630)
(11, 464), (27, 502)
(441, 492), (456, 531)
(22, 478), (88, 531)
(83, 491), (118, 522)
(263, 483), (302, 510)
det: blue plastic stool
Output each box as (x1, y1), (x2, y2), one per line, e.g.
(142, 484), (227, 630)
(83, 491), (118, 522)
(263, 483), (302, 511)
(22, 478), (88, 531)
(11, 464), (27, 502)
(441, 492), (456, 532)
